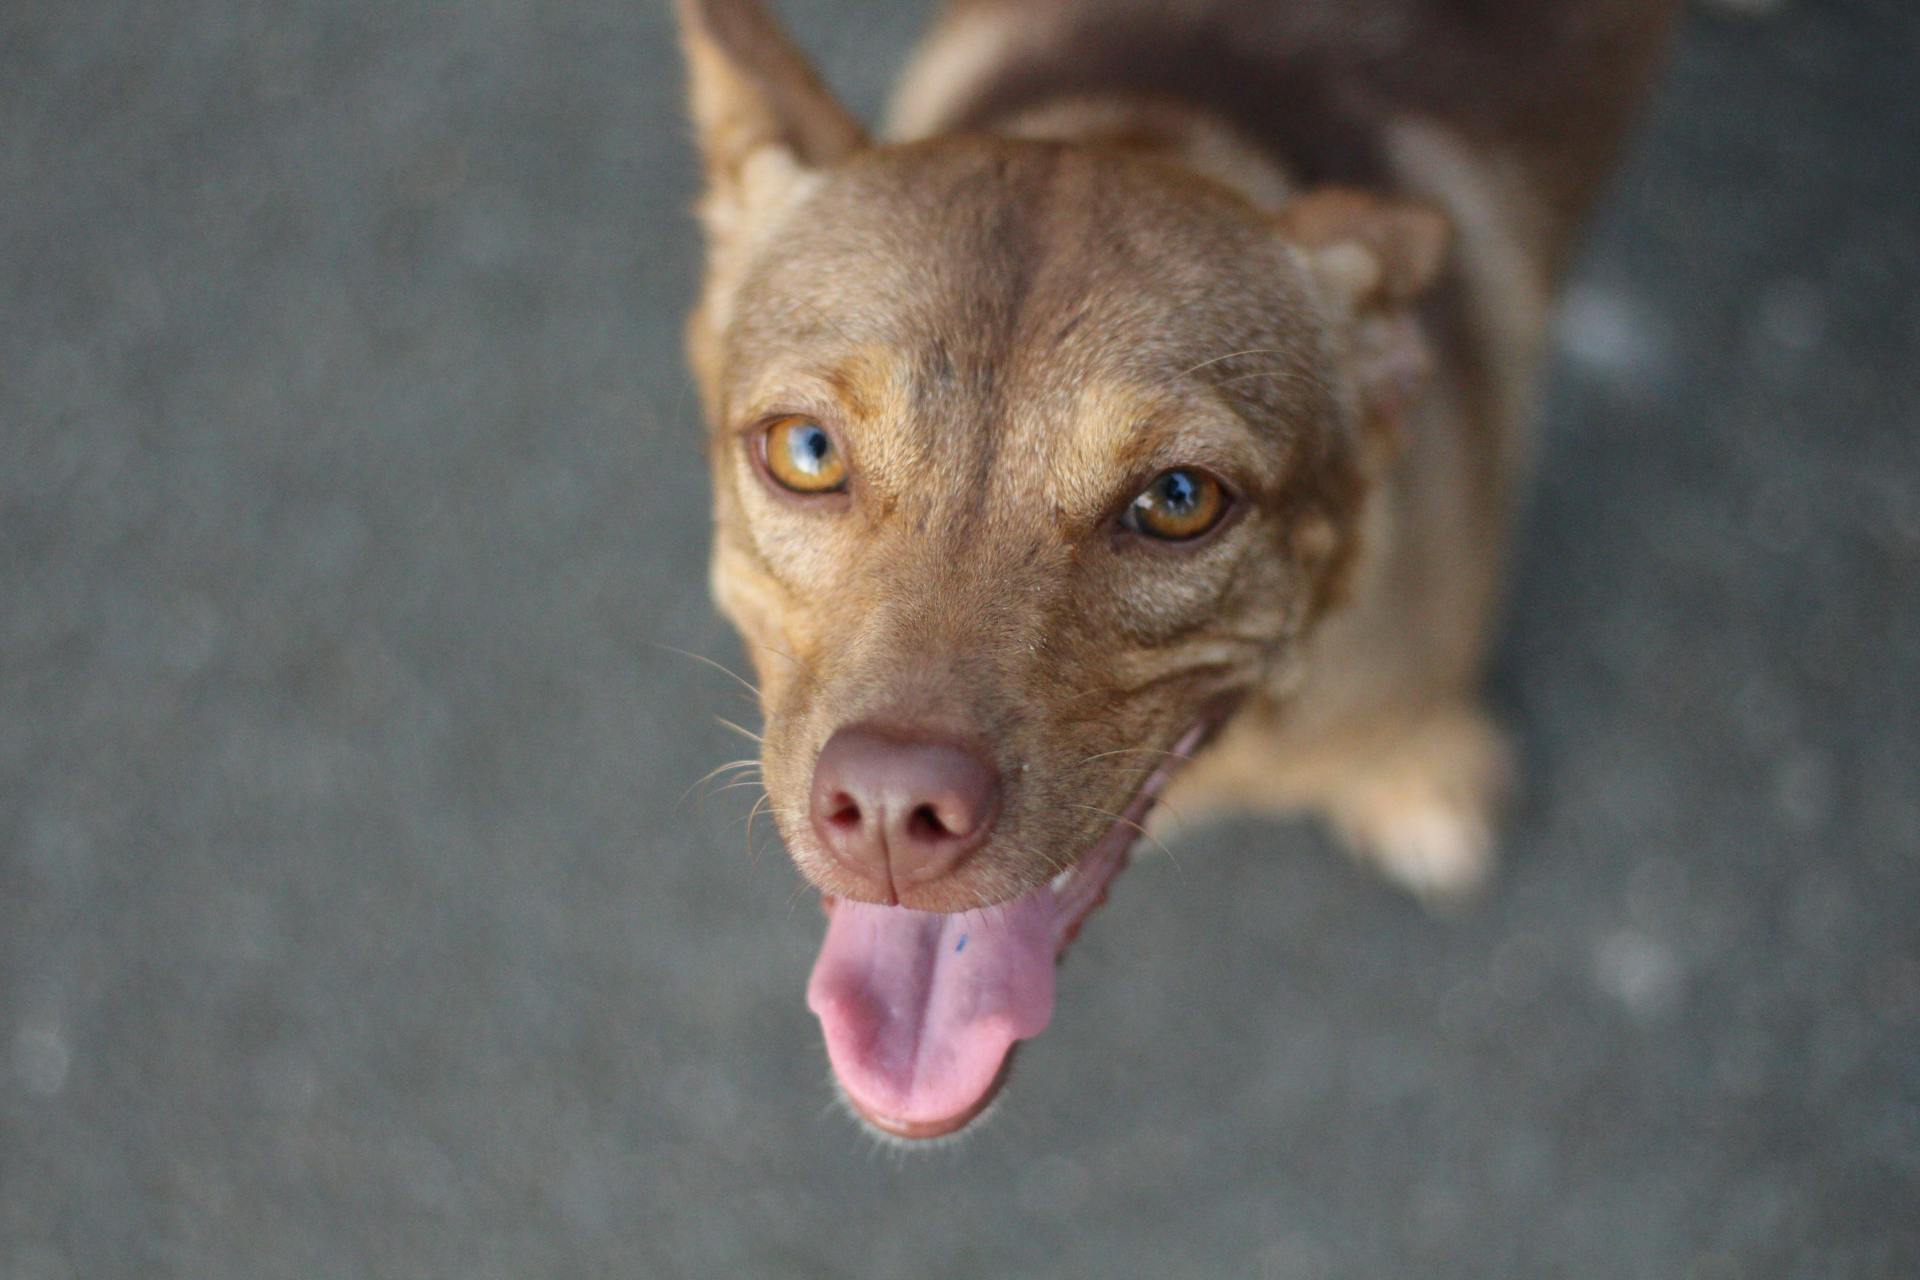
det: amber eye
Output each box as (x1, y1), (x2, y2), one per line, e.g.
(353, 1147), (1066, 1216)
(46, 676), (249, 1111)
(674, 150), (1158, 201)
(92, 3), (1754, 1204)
(1122, 468), (1230, 541)
(760, 416), (848, 494)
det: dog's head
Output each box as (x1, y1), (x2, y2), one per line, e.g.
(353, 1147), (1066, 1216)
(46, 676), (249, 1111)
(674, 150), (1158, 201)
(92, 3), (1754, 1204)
(676, 0), (1448, 1138)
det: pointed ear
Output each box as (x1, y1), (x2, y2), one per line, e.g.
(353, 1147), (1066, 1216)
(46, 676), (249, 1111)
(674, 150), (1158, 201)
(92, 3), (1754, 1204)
(1277, 189), (1451, 470)
(1276, 188), (1451, 314)
(677, 0), (866, 205)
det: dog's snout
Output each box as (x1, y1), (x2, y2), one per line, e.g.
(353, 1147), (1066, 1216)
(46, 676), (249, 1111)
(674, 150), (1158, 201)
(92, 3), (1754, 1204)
(809, 725), (1001, 900)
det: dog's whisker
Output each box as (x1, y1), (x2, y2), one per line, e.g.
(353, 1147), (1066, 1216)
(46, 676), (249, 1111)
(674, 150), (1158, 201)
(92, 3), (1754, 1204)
(714, 716), (765, 745)
(742, 792), (773, 863)
(707, 795), (772, 836)
(690, 778), (765, 818)
(785, 880), (813, 915)
(1070, 745), (1196, 769)
(1213, 366), (1321, 391)
(1171, 346), (1294, 379)
(967, 889), (1011, 929)
(652, 643), (763, 704)
(678, 757), (763, 807)
(994, 837), (1071, 880)
(708, 778), (769, 802)
(696, 757), (762, 783)
(745, 639), (812, 674)
(1068, 802), (1182, 876)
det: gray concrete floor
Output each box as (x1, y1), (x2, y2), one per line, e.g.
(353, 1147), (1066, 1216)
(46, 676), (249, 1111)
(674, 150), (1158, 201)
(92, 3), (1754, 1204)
(3, 1), (1917, 1276)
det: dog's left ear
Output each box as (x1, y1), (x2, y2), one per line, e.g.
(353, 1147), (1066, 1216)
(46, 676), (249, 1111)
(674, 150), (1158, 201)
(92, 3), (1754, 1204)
(677, 0), (865, 234)
(1277, 189), (1451, 462)
(678, 0), (866, 401)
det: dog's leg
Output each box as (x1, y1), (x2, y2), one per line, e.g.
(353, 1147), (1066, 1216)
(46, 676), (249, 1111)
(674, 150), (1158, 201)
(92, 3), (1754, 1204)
(1164, 699), (1512, 907)
(1314, 702), (1512, 905)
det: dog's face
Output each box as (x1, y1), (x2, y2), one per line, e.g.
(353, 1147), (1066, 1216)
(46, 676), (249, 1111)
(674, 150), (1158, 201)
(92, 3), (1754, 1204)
(702, 135), (1368, 910)
(677, 0), (1447, 1136)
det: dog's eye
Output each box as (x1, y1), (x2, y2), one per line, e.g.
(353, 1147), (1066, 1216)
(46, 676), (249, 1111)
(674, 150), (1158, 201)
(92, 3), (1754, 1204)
(761, 416), (848, 494)
(1122, 468), (1229, 541)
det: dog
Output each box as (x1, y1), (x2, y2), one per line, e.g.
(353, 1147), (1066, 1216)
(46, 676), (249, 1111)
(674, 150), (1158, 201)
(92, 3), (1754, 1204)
(674, 0), (1677, 1139)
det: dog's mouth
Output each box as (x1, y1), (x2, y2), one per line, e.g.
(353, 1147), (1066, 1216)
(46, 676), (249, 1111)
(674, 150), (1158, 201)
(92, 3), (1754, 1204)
(804, 714), (1222, 1140)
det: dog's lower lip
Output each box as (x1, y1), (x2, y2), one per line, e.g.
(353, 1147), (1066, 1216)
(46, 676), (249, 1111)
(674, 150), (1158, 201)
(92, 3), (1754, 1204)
(1042, 702), (1239, 941)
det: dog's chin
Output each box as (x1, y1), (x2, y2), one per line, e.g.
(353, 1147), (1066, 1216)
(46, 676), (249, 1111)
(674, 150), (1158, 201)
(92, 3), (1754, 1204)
(802, 709), (1233, 1142)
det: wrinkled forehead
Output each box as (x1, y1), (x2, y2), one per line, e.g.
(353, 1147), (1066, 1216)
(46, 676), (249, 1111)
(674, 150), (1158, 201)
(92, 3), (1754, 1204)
(720, 138), (1335, 453)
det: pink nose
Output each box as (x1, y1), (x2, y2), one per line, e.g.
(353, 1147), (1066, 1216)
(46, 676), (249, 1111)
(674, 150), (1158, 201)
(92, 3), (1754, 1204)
(809, 725), (1001, 897)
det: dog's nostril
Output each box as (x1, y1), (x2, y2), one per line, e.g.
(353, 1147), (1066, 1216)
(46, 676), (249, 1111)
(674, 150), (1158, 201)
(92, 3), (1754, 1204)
(825, 794), (863, 829)
(906, 803), (951, 842)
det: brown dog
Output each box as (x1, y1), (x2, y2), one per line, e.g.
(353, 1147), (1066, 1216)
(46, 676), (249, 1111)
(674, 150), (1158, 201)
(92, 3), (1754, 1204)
(675, 0), (1676, 1139)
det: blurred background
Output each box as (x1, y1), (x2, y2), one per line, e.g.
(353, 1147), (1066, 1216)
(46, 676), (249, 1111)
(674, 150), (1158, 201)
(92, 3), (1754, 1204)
(3, 0), (1917, 1276)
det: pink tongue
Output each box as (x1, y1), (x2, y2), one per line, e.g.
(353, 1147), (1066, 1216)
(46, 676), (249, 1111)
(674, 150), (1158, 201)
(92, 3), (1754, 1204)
(806, 885), (1056, 1133)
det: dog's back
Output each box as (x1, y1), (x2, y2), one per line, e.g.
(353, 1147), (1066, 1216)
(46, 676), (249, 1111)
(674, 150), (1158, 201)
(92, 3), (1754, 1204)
(895, 0), (1678, 276)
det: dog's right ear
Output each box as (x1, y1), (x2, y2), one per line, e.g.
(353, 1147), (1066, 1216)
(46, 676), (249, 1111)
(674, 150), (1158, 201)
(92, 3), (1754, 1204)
(677, 0), (865, 237)
(1276, 189), (1451, 474)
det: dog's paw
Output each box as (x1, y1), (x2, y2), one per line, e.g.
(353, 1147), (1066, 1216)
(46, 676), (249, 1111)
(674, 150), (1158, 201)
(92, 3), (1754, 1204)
(1336, 785), (1495, 907)
(1327, 707), (1511, 909)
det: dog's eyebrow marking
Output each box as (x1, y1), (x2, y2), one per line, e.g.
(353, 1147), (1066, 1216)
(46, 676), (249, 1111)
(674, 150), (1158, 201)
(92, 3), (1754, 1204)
(823, 350), (899, 423)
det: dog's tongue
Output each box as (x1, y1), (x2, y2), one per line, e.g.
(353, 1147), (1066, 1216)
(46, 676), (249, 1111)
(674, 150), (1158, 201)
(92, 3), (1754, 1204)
(806, 886), (1056, 1136)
